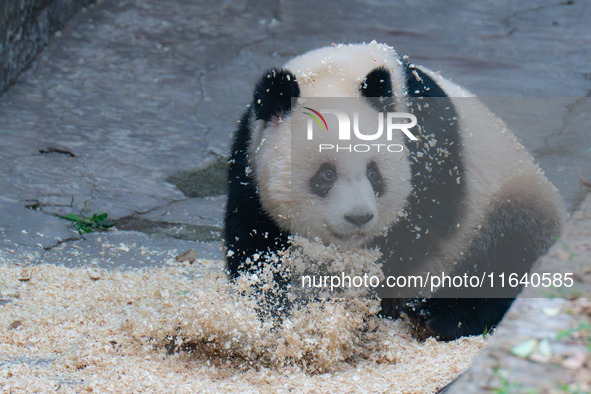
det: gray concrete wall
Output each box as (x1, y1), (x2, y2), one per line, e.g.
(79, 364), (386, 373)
(0, 0), (95, 94)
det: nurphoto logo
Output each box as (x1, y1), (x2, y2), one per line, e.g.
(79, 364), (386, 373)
(302, 107), (418, 153)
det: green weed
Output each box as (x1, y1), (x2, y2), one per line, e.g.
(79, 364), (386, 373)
(60, 212), (116, 234)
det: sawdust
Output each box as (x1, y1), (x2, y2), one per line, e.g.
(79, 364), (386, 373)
(0, 247), (485, 392)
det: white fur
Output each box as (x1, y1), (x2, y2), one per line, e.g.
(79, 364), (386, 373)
(285, 42), (408, 99)
(249, 42), (565, 257)
(288, 98), (412, 247)
(418, 69), (564, 272)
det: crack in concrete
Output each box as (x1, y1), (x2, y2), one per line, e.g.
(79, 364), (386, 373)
(500, 0), (575, 36)
(542, 89), (589, 152)
(122, 197), (190, 218)
(116, 216), (221, 242)
(582, 72), (591, 97)
(41, 235), (83, 251)
(24, 198), (76, 211)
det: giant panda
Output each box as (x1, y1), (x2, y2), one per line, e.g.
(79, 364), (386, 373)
(224, 41), (565, 340)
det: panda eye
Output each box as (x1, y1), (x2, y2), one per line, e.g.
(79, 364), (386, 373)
(310, 163), (337, 198)
(321, 168), (336, 182)
(367, 161), (385, 197)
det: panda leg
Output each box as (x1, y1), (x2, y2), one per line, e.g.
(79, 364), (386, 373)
(404, 298), (514, 340)
(403, 190), (562, 340)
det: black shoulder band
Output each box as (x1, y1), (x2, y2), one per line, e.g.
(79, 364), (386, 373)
(373, 58), (466, 276)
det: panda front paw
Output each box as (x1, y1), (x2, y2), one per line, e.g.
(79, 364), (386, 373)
(403, 298), (464, 340)
(403, 298), (512, 341)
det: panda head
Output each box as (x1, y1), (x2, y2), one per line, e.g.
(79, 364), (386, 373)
(247, 42), (413, 248)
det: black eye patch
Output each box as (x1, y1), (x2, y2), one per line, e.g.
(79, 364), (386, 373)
(309, 163), (337, 198)
(367, 161), (385, 197)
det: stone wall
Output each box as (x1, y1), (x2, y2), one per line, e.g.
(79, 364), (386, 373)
(0, 0), (95, 94)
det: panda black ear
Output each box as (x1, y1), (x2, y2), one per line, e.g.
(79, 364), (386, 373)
(360, 67), (394, 112)
(360, 67), (393, 99)
(253, 68), (300, 121)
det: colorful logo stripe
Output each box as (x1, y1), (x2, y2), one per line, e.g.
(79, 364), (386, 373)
(303, 107), (328, 131)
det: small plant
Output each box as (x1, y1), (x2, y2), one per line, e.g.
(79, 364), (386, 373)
(60, 212), (116, 234)
(490, 367), (524, 393)
(552, 235), (577, 259)
(482, 325), (494, 339)
(560, 382), (587, 393)
(557, 322), (591, 351)
(489, 366), (543, 394)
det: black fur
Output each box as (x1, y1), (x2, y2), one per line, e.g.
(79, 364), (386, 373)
(373, 61), (465, 277)
(399, 195), (562, 340)
(309, 163), (337, 198)
(253, 68), (299, 122)
(360, 67), (393, 100)
(224, 68), (299, 278)
(367, 161), (385, 197)
(225, 108), (289, 278)
(366, 60), (492, 340)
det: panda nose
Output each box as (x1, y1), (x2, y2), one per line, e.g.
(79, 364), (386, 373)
(344, 213), (374, 227)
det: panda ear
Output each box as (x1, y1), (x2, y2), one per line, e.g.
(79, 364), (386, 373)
(360, 67), (394, 112)
(253, 68), (300, 121)
(360, 67), (393, 99)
